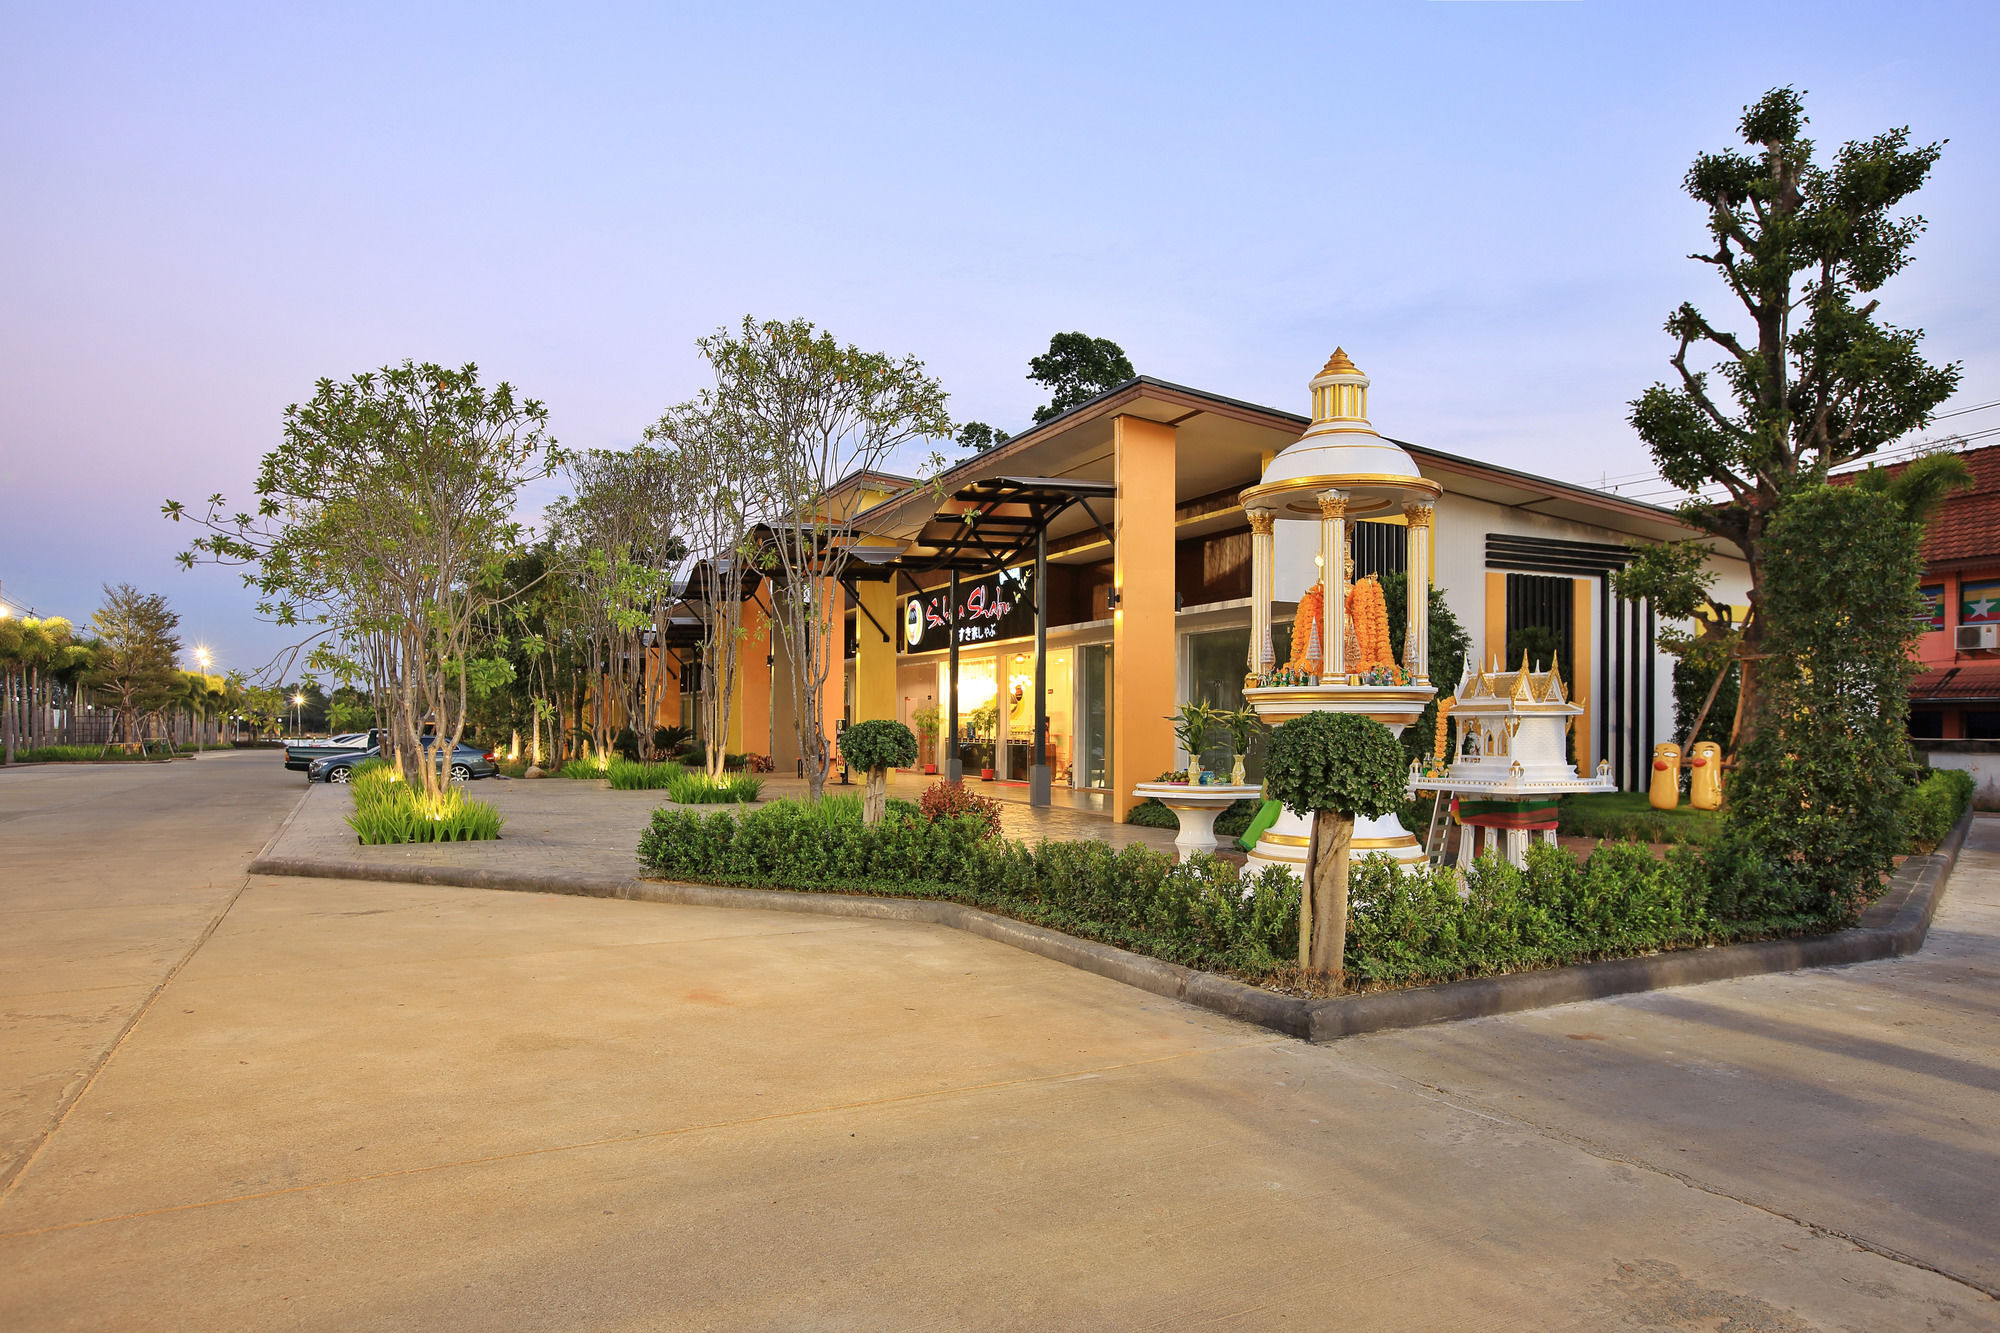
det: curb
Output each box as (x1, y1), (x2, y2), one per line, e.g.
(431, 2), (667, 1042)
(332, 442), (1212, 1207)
(247, 809), (1975, 1045)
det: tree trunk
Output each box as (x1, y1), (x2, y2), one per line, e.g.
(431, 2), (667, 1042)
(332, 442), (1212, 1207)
(864, 767), (887, 825)
(1308, 811), (1354, 988)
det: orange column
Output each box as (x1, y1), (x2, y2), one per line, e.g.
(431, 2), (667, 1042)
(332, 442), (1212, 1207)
(729, 597), (773, 760)
(1112, 415), (1177, 819)
(1571, 578), (1593, 769)
(1484, 571), (1507, 672)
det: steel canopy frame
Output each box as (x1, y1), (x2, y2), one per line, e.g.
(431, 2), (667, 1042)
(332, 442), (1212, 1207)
(869, 477), (1118, 803)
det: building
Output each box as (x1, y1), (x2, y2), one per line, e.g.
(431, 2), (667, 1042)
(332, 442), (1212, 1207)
(1904, 443), (2000, 741)
(703, 351), (1750, 816)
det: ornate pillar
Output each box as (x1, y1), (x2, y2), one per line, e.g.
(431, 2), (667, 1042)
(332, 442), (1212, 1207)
(1246, 508), (1276, 685)
(1403, 501), (1434, 682)
(1318, 489), (1349, 680)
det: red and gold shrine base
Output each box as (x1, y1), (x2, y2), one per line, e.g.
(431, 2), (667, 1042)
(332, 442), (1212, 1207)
(1454, 797), (1561, 831)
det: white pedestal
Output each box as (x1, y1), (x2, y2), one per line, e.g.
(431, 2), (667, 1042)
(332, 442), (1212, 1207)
(1132, 782), (1264, 857)
(1244, 805), (1427, 874)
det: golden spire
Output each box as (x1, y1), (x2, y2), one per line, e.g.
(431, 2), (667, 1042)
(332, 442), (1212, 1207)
(1319, 347), (1362, 378)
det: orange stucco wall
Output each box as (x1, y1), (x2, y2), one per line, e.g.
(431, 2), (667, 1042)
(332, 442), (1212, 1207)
(1112, 415), (1177, 818)
(728, 597), (773, 759)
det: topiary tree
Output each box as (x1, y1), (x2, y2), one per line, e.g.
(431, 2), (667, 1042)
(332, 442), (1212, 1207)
(1263, 710), (1409, 986)
(838, 719), (919, 825)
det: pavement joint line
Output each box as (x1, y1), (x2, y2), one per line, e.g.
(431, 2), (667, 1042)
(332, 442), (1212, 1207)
(1381, 1070), (2000, 1303)
(0, 1034), (1285, 1241)
(0, 874), (258, 1206)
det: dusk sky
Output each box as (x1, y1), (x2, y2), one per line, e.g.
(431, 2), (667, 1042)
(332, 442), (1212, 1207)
(3, 1), (1994, 676)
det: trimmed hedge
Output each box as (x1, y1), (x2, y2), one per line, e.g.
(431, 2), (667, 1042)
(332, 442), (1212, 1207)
(1904, 767), (1975, 852)
(638, 799), (1302, 977)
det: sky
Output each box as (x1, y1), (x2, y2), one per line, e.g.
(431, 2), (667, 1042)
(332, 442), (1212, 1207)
(2, 0), (1995, 676)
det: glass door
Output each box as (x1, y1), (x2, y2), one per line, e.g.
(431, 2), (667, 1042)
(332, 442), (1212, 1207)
(1080, 644), (1113, 789)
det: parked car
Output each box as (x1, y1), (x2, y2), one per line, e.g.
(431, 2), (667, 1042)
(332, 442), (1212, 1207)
(309, 743), (499, 785)
(284, 730), (382, 772)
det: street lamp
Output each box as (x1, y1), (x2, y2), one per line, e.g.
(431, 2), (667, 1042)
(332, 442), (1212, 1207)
(293, 692), (306, 736)
(194, 646), (211, 670)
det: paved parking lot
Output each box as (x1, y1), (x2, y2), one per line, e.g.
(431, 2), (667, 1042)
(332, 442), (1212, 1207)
(2, 752), (1994, 1329)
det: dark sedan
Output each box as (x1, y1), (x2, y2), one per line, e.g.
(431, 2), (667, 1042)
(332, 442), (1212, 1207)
(309, 743), (499, 784)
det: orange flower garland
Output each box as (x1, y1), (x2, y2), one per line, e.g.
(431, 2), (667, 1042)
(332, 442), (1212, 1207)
(1345, 576), (1396, 674)
(1286, 582), (1325, 673)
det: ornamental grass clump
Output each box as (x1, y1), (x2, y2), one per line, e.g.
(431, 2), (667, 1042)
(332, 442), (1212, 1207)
(557, 757), (606, 780)
(664, 770), (763, 804)
(344, 758), (503, 844)
(607, 758), (683, 790)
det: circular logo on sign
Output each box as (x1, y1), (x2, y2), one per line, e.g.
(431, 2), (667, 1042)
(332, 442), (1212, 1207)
(905, 598), (923, 650)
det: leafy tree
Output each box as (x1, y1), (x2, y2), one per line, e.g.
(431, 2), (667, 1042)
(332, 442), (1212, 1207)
(1262, 711), (1408, 986)
(1028, 332), (1134, 424)
(167, 361), (560, 799)
(86, 584), (183, 746)
(1715, 479), (1926, 921)
(837, 719), (918, 824)
(647, 399), (768, 780)
(701, 316), (951, 799)
(545, 444), (686, 760)
(956, 421), (1010, 451)
(1624, 87), (1959, 750)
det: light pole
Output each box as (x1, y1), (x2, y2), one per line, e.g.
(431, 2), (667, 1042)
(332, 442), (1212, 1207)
(293, 692), (305, 737)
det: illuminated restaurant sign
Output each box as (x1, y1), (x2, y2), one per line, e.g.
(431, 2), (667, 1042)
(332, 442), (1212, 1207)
(902, 567), (1036, 652)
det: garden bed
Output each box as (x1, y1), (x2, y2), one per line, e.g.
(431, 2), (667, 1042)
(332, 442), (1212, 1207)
(634, 786), (1958, 996)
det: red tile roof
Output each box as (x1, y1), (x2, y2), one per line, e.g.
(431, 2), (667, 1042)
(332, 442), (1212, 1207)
(1874, 442), (2000, 566)
(1910, 665), (2000, 701)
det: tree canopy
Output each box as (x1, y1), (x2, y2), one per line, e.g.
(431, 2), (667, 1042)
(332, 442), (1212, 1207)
(1621, 87), (1960, 750)
(1029, 332), (1134, 424)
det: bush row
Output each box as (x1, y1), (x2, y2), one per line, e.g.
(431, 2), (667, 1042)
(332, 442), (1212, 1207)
(638, 798), (1301, 977)
(1902, 766), (1975, 852)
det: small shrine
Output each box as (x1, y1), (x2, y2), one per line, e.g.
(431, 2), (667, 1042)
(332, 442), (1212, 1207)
(1410, 655), (1615, 867)
(1241, 349), (1441, 871)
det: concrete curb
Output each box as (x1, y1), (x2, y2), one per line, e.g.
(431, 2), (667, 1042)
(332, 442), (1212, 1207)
(247, 810), (1973, 1045)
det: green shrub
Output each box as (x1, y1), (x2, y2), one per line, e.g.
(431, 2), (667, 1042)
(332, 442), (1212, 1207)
(558, 757), (607, 780)
(607, 758), (684, 790)
(1125, 799), (1179, 828)
(613, 727), (641, 762)
(1264, 712), (1407, 819)
(1903, 767), (1975, 852)
(344, 764), (503, 844)
(636, 798), (1302, 978)
(11, 744), (174, 762)
(664, 770), (764, 804)
(1343, 841), (1720, 988)
(837, 719), (919, 772)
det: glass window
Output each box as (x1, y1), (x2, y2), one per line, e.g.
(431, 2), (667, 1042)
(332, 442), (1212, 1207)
(1186, 627), (1268, 779)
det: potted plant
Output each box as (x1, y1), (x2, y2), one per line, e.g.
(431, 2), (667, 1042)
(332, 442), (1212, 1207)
(1263, 710), (1408, 988)
(966, 699), (1001, 780)
(911, 703), (941, 774)
(1224, 705), (1262, 785)
(836, 719), (919, 825)
(1169, 702), (1220, 786)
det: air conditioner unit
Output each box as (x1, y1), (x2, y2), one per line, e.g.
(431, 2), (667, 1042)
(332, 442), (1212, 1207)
(1957, 624), (1999, 652)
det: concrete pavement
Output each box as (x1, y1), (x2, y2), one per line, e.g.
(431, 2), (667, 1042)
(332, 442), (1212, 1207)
(0, 754), (1995, 1329)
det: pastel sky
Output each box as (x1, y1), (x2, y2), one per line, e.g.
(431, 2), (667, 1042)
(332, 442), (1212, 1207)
(3, 1), (1994, 675)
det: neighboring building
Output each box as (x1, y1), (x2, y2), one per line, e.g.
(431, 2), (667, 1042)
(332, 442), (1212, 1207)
(703, 350), (1747, 817)
(1903, 443), (2000, 740)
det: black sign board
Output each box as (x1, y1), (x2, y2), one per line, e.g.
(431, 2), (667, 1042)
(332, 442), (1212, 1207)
(902, 566), (1036, 653)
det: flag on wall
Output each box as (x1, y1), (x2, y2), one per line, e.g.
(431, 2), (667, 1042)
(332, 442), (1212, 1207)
(1919, 585), (1946, 631)
(1961, 580), (2000, 624)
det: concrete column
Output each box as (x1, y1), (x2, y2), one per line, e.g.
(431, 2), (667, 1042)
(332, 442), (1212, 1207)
(1247, 509), (1276, 683)
(726, 597), (773, 760)
(1403, 501), (1434, 682)
(1112, 414), (1177, 820)
(1319, 490), (1349, 680)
